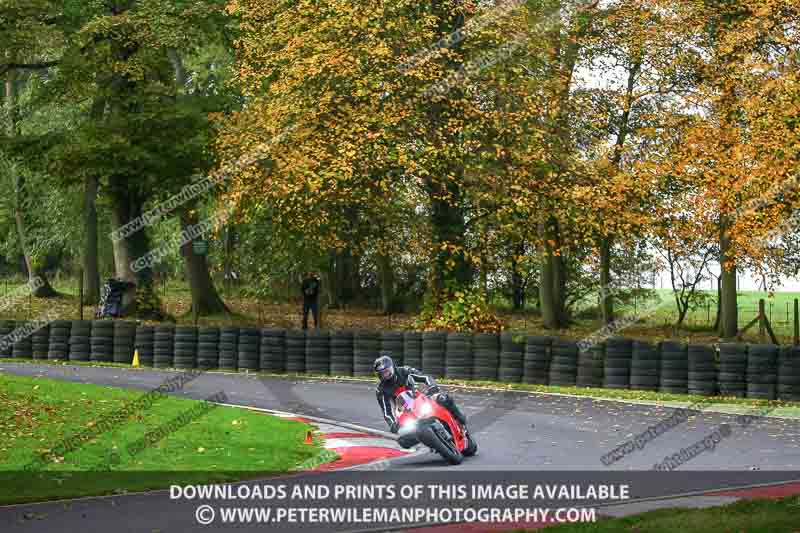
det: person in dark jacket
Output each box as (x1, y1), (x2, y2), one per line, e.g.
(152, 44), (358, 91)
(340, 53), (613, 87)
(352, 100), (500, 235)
(373, 353), (467, 434)
(301, 271), (320, 330)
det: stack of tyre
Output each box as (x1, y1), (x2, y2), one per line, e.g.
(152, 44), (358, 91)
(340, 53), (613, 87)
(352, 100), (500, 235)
(577, 343), (603, 388)
(330, 330), (353, 376)
(687, 344), (717, 396)
(549, 340), (578, 386)
(285, 330), (307, 374)
(306, 330), (330, 375)
(260, 328), (286, 374)
(629, 340), (659, 391)
(134, 325), (155, 367)
(422, 331), (446, 378)
(778, 346), (800, 401)
(238, 328), (261, 371)
(32, 323), (49, 360)
(153, 324), (175, 369)
(746, 344), (778, 400)
(197, 327), (220, 370)
(604, 338), (633, 389)
(353, 330), (379, 376)
(718, 343), (747, 397)
(90, 320), (114, 363)
(523, 336), (551, 385)
(0, 320), (14, 358)
(47, 320), (71, 360)
(113, 321), (137, 364)
(445, 332), (473, 381)
(381, 332), (404, 366)
(173, 326), (197, 369)
(659, 341), (688, 394)
(219, 326), (239, 371)
(403, 332), (423, 369)
(12, 323), (32, 359)
(472, 333), (499, 381)
(499, 333), (523, 383)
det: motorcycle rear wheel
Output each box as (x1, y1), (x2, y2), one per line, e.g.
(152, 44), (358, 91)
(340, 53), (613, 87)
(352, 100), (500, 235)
(463, 432), (478, 457)
(419, 422), (463, 465)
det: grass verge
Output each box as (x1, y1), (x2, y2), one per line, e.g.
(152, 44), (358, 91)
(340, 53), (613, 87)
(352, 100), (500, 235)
(0, 372), (331, 504)
(513, 495), (800, 532)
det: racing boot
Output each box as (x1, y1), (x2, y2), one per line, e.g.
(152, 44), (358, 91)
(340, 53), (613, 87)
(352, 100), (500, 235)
(437, 393), (467, 426)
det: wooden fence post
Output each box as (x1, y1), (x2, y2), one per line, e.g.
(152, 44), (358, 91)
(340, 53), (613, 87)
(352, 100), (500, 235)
(794, 299), (799, 346)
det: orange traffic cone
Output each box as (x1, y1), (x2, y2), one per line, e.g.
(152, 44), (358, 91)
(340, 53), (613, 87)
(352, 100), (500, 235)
(304, 430), (313, 445)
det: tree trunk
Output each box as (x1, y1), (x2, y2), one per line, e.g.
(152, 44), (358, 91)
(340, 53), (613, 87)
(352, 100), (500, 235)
(713, 276), (722, 332)
(511, 242), (524, 311)
(599, 236), (614, 325)
(5, 73), (57, 297)
(108, 175), (164, 319)
(539, 217), (567, 329)
(179, 207), (229, 316)
(377, 253), (394, 314)
(325, 249), (340, 308)
(428, 176), (471, 293)
(109, 194), (137, 283)
(719, 216), (738, 339)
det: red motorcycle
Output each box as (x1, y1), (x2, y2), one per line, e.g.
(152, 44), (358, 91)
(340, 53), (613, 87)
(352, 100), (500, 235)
(394, 386), (477, 465)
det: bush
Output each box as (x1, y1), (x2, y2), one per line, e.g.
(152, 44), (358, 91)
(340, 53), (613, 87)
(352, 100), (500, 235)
(414, 287), (504, 334)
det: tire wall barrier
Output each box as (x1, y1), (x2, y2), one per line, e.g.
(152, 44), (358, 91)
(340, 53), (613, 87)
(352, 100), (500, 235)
(549, 340), (578, 386)
(330, 330), (353, 376)
(719, 343), (747, 398)
(472, 333), (498, 381)
(403, 332), (422, 370)
(499, 333), (523, 383)
(0, 320), (15, 358)
(91, 320), (114, 363)
(747, 344), (778, 400)
(153, 324), (175, 369)
(523, 336), (551, 385)
(604, 337), (632, 390)
(659, 341), (688, 394)
(135, 325), (154, 367)
(11, 320), (800, 402)
(261, 328), (285, 374)
(219, 326), (238, 371)
(306, 330), (330, 375)
(198, 326), (220, 370)
(446, 332), (473, 381)
(174, 326), (198, 369)
(422, 332), (446, 379)
(32, 322), (49, 360)
(688, 344), (716, 396)
(630, 340), (659, 391)
(114, 321), (136, 364)
(354, 330), (379, 377)
(577, 343), (603, 388)
(778, 346), (800, 401)
(48, 320), (71, 360)
(381, 332), (404, 367)
(238, 327), (260, 371)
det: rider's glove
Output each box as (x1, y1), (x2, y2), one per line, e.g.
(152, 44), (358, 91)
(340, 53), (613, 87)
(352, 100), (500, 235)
(425, 384), (440, 397)
(389, 421), (399, 434)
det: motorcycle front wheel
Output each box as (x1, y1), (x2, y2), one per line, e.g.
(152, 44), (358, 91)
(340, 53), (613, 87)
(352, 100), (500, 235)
(418, 421), (463, 465)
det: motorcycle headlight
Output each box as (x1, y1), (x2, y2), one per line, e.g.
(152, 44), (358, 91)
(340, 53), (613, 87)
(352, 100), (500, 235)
(400, 420), (417, 433)
(420, 402), (433, 416)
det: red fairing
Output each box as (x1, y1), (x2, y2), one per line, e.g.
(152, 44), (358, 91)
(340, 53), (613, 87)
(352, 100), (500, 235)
(395, 389), (467, 452)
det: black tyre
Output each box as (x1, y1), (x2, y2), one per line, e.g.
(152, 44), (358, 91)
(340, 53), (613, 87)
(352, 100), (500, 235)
(418, 421), (463, 465)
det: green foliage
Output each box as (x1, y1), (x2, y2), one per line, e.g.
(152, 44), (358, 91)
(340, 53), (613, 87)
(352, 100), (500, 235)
(414, 285), (504, 334)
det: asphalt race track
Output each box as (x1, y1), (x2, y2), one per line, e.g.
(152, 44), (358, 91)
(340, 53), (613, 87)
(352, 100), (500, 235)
(2, 362), (800, 471)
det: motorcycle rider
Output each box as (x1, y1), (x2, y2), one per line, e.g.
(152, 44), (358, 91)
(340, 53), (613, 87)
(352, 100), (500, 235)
(374, 353), (467, 434)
